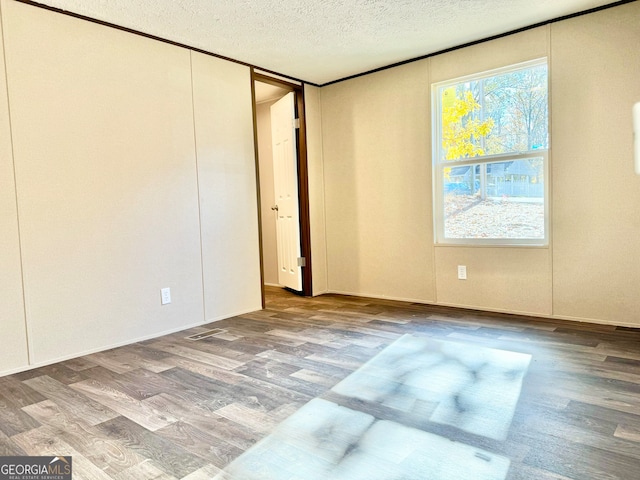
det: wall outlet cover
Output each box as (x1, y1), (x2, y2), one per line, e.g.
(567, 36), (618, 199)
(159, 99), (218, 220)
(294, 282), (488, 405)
(161, 287), (171, 305)
(457, 265), (467, 280)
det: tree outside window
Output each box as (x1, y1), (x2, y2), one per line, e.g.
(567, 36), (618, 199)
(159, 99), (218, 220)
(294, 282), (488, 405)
(433, 59), (549, 244)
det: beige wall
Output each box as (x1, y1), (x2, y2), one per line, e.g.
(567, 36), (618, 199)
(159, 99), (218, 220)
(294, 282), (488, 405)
(256, 100), (279, 286)
(430, 27), (552, 317)
(0, 1), (29, 371)
(192, 52), (262, 321)
(1, 0), (638, 378)
(319, 3), (640, 325)
(435, 247), (552, 316)
(0, 1), (261, 374)
(3, 1), (205, 365)
(304, 85), (329, 295)
(321, 61), (435, 302)
(551, 2), (640, 324)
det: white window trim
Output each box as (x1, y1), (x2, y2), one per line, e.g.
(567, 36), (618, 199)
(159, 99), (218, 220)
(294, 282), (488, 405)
(431, 58), (549, 247)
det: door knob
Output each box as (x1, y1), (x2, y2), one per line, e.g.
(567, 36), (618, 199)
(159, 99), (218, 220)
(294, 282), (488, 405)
(271, 205), (279, 211)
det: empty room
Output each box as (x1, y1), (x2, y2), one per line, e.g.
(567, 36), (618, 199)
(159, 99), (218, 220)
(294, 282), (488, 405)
(1, 0), (639, 479)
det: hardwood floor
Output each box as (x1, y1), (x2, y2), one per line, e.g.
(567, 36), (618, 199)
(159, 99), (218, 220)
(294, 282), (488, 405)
(1, 286), (640, 479)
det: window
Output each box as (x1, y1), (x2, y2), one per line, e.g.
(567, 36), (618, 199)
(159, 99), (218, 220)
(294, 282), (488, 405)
(433, 59), (549, 245)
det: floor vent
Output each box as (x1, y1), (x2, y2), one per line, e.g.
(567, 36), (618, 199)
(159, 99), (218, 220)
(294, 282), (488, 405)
(186, 328), (227, 341)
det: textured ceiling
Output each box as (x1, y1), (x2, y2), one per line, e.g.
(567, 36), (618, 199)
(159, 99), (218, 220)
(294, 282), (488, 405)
(31, 0), (623, 85)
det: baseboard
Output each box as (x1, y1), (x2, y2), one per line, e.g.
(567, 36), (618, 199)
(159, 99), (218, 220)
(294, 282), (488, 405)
(0, 304), (263, 378)
(202, 305), (263, 324)
(551, 313), (640, 329)
(0, 319), (207, 378)
(323, 290), (640, 329)
(326, 289), (436, 306)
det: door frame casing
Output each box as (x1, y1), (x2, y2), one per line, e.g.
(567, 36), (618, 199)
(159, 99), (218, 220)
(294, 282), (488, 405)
(251, 70), (313, 303)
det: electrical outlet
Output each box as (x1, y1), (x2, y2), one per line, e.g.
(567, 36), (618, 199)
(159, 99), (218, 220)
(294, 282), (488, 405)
(161, 287), (171, 305)
(457, 265), (467, 280)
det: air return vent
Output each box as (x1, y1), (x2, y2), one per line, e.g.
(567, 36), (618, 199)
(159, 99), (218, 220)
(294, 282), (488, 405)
(186, 328), (227, 341)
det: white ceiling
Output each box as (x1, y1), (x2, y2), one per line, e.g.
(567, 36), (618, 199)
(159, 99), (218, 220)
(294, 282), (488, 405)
(33, 0), (623, 85)
(254, 81), (289, 104)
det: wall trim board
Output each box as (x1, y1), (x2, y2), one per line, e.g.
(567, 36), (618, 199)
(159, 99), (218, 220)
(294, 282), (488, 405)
(253, 72), (302, 91)
(296, 83), (314, 296)
(321, 0), (637, 86)
(188, 51), (208, 329)
(250, 69), (266, 308)
(14, 0), (319, 87)
(13, 0), (636, 88)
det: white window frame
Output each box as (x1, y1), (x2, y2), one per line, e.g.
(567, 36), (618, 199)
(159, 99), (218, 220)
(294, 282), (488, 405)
(432, 58), (549, 246)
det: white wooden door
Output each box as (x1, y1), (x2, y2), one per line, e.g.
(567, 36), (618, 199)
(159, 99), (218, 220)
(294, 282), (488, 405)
(270, 92), (302, 291)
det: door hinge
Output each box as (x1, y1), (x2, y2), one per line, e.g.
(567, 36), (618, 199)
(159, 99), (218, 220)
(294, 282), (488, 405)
(293, 118), (300, 129)
(297, 257), (306, 267)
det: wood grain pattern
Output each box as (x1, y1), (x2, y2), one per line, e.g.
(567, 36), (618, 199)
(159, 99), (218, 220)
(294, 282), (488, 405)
(95, 416), (206, 478)
(0, 286), (637, 479)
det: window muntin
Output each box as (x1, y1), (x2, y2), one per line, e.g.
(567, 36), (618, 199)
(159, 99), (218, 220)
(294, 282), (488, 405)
(433, 59), (549, 245)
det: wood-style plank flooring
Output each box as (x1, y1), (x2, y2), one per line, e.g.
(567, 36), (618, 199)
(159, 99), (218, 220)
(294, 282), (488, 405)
(1, 286), (640, 479)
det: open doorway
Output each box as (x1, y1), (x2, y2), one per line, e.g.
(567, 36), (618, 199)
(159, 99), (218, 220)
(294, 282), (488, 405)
(252, 72), (312, 299)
